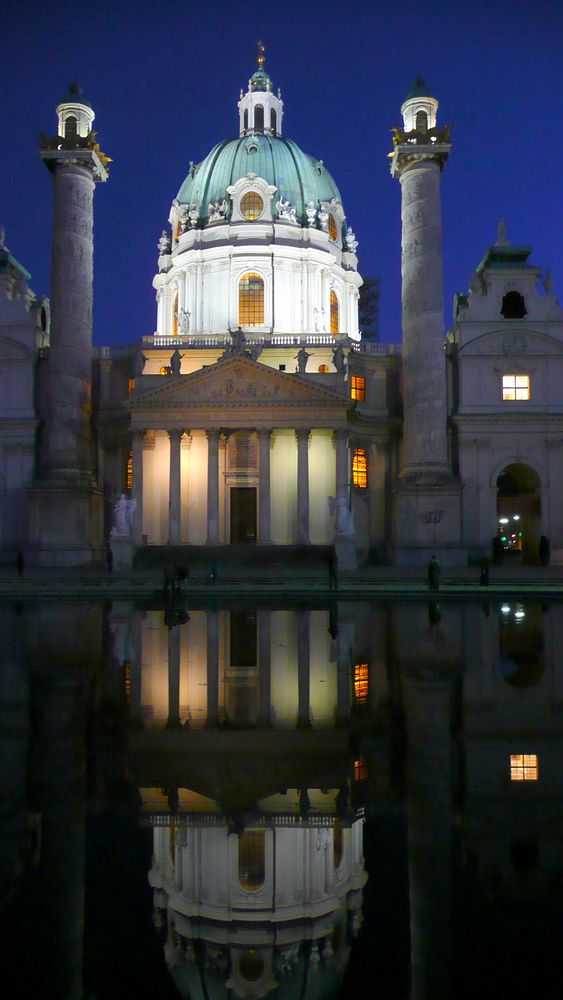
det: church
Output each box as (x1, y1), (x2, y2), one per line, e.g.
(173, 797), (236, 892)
(1, 52), (562, 568)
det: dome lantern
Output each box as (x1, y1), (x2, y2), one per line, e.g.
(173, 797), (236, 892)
(238, 43), (284, 137)
(400, 77), (438, 133)
(55, 83), (95, 141)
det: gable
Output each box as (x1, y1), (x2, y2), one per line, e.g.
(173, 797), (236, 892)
(458, 328), (563, 359)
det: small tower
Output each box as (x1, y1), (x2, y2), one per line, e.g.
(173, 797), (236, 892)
(238, 42), (284, 136)
(27, 85), (110, 566)
(390, 79), (463, 563)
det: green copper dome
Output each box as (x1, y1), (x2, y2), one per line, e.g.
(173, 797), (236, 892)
(177, 133), (342, 225)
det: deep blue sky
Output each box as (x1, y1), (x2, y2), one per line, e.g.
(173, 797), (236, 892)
(2, 0), (561, 346)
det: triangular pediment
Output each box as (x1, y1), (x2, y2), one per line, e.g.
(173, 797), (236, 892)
(132, 354), (346, 409)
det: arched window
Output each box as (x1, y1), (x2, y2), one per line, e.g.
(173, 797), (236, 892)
(243, 108), (249, 131)
(352, 448), (368, 488)
(65, 115), (77, 140)
(330, 290), (339, 334)
(416, 109), (428, 132)
(270, 108), (277, 134)
(328, 214), (338, 241)
(254, 104), (264, 131)
(318, 364), (329, 373)
(239, 273), (264, 326)
(172, 293), (179, 337)
(238, 830), (265, 890)
(501, 290), (527, 318)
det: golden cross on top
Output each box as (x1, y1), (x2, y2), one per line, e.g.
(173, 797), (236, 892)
(257, 40), (266, 68)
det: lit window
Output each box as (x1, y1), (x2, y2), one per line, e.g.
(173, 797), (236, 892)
(510, 754), (538, 781)
(128, 378), (135, 396)
(126, 450), (133, 490)
(330, 290), (339, 334)
(240, 192), (264, 220)
(239, 272), (265, 326)
(503, 374), (530, 400)
(328, 214), (338, 241)
(172, 293), (178, 337)
(159, 365), (169, 375)
(351, 375), (365, 401)
(319, 363), (329, 373)
(354, 755), (368, 782)
(238, 830), (265, 890)
(354, 662), (369, 703)
(352, 448), (368, 489)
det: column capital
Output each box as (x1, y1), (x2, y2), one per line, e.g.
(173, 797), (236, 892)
(168, 428), (184, 441)
(333, 429), (349, 445)
(295, 428), (311, 444)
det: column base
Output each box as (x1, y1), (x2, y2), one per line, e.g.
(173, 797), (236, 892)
(110, 535), (136, 570)
(335, 538), (357, 570)
(26, 481), (104, 567)
(394, 478), (466, 566)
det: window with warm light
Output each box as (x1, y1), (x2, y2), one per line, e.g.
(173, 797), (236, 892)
(354, 755), (368, 782)
(354, 662), (369, 703)
(510, 754), (538, 781)
(239, 273), (265, 326)
(174, 221), (182, 242)
(328, 214), (338, 241)
(319, 364), (329, 373)
(240, 192), (264, 220)
(172, 293), (178, 337)
(159, 365), (169, 375)
(352, 448), (368, 489)
(238, 830), (265, 890)
(128, 378), (135, 396)
(330, 290), (339, 334)
(503, 374), (530, 400)
(351, 375), (365, 401)
(126, 450), (133, 490)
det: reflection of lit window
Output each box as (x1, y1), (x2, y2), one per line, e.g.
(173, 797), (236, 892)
(128, 377), (135, 396)
(238, 830), (265, 890)
(503, 374), (530, 400)
(510, 754), (538, 781)
(354, 755), (368, 782)
(328, 214), (338, 241)
(330, 290), (339, 334)
(333, 817), (343, 869)
(124, 660), (131, 699)
(240, 192), (264, 220)
(352, 448), (368, 489)
(319, 364), (329, 373)
(239, 949), (264, 982)
(351, 375), (365, 401)
(239, 273), (265, 326)
(126, 450), (133, 490)
(354, 662), (369, 703)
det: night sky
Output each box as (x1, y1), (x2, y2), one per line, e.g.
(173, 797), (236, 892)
(2, 0), (562, 347)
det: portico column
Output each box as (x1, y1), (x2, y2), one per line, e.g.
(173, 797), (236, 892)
(258, 429), (272, 543)
(206, 611), (219, 726)
(297, 609), (311, 728)
(167, 625), (181, 728)
(206, 430), (220, 544)
(258, 610), (271, 726)
(168, 430), (183, 545)
(334, 429), (349, 499)
(296, 429), (311, 544)
(131, 430), (145, 545)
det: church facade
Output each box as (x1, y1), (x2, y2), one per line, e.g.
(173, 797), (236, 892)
(1, 58), (562, 567)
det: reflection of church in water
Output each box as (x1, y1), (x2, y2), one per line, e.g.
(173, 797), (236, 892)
(1, 50), (563, 567)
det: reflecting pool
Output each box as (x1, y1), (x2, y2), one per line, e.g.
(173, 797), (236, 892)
(1, 598), (562, 998)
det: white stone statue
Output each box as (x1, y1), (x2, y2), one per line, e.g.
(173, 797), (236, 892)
(345, 227), (359, 253)
(178, 308), (190, 334)
(157, 229), (170, 255)
(306, 201), (317, 227)
(188, 204), (199, 227)
(314, 306), (327, 333)
(276, 196), (297, 223)
(111, 494), (137, 537)
(328, 495), (354, 537)
(208, 199), (228, 223)
(318, 207), (329, 232)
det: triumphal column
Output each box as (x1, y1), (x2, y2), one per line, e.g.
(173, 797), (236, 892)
(390, 79), (463, 565)
(27, 84), (110, 565)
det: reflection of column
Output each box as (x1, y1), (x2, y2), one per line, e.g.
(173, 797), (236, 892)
(131, 430), (145, 544)
(258, 429), (272, 543)
(206, 430), (219, 544)
(402, 664), (454, 1000)
(167, 625), (181, 727)
(335, 621), (351, 725)
(258, 611), (271, 726)
(129, 606), (143, 725)
(296, 429), (310, 544)
(168, 430), (183, 545)
(297, 609), (311, 728)
(206, 611), (219, 726)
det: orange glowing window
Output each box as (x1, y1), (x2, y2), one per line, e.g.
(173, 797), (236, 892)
(354, 755), (368, 782)
(128, 378), (135, 396)
(238, 830), (265, 890)
(352, 448), (368, 489)
(240, 191), (264, 220)
(172, 293), (179, 337)
(159, 365), (169, 375)
(503, 374), (530, 400)
(330, 290), (339, 334)
(510, 754), (538, 781)
(354, 663), (369, 703)
(328, 214), (338, 241)
(239, 273), (264, 326)
(319, 364), (329, 373)
(351, 375), (365, 401)
(174, 221), (182, 241)
(126, 450), (133, 490)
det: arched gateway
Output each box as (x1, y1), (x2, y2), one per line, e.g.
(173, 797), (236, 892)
(496, 463), (541, 562)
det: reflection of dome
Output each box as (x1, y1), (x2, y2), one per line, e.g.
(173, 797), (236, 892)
(177, 135), (342, 225)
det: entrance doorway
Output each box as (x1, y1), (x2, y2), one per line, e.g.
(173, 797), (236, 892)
(230, 487), (257, 543)
(496, 463), (541, 562)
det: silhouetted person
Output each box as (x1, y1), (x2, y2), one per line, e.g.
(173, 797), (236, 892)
(428, 555), (440, 591)
(539, 535), (550, 566)
(480, 556), (489, 586)
(328, 550), (338, 590)
(16, 551), (24, 577)
(106, 546), (113, 573)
